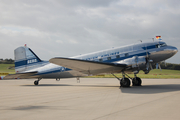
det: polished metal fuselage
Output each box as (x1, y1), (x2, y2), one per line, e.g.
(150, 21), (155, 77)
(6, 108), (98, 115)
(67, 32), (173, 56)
(25, 41), (178, 79)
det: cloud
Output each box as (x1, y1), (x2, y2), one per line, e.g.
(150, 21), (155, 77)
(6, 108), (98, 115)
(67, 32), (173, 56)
(0, 0), (179, 63)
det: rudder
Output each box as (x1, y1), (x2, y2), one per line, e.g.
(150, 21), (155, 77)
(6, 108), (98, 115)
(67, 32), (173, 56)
(14, 45), (42, 73)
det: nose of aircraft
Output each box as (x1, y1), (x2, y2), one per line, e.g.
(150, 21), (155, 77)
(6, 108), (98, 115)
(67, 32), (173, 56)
(172, 46), (178, 55)
(164, 46), (178, 60)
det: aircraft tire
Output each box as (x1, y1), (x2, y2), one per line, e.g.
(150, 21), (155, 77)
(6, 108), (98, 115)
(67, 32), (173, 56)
(132, 77), (142, 86)
(120, 78), (131, 87)
(34, 81), (39, 85)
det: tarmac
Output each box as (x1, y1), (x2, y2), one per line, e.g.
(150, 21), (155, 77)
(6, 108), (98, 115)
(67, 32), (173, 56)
(1, 78), (180, 120)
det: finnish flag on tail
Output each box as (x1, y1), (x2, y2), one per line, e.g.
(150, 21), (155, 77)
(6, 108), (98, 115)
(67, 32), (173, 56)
(156, 36), (162, 40)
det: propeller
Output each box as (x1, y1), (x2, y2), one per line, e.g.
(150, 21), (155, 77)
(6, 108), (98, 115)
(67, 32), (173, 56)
(145, 44), (163, 71)
(146, 47), (153, 70)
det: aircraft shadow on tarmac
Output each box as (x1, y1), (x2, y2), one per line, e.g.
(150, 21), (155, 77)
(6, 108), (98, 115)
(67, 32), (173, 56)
(22, 84), (180, 94)
(8, 105), (69, 111)
(120, 84), (180, 94)
(22, 84), (73, 87)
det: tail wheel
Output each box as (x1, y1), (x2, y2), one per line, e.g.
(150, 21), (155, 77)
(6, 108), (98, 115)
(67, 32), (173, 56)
(132, 77), (142, 86)
(120, 78), (131, 87)
(34, 81), (39, 85)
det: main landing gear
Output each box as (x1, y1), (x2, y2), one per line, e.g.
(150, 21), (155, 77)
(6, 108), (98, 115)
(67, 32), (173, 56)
(34, 78), (42, 85)
(111, 72), (142, 87)
(132, 74), (142, 86)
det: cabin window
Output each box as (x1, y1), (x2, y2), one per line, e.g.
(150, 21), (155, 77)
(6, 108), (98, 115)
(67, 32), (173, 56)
(110, 53), (114, 55)
(115, 52), (119, 55)
(99, 58), (103, 62)
(107, 57), (111, 60)
(116, 55), (120, 58)
(125, 53), (129, 57)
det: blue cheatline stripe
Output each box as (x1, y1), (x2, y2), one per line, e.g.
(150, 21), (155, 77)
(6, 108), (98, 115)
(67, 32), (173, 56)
(142, 45), (156, 50)
(96, 51), (148, 63)
(15, 58), (43, 67)
(34, 68), (72, 75)
(15, 60), (27, 67)
(15, 61), (49, 69)
(15, 61), (49, 68)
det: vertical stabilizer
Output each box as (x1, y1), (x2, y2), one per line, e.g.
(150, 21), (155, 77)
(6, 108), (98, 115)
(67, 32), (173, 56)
(14, 46), (42, 73)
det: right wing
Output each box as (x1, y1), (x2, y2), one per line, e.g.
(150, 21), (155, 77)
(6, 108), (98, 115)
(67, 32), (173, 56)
(49, 57), (127, 75)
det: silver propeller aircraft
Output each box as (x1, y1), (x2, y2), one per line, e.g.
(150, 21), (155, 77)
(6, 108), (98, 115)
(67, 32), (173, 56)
(2, 40), (178, 87)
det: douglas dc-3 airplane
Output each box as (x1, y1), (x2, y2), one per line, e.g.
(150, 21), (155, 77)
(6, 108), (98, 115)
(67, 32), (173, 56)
(1, 40), (178, 87)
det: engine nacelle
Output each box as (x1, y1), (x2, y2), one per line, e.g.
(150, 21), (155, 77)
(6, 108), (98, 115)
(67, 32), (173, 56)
(117, 56), (147, 73)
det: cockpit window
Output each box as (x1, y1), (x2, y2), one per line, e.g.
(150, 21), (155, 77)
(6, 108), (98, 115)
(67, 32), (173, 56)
(160, 43), (167, 47)
(156, 43), (167, 48)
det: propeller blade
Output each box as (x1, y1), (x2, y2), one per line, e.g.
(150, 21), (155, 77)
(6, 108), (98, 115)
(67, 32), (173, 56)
(150, 63), (153, 70)
(146, 62), (149, 70)
(164, 61), (167, 67)
(156, 63), (159, 69)
(158, 63), (162, 71)
(146, 46), (154, 71)
(156, 63), (162, 71)
(146, 47), (149, 58)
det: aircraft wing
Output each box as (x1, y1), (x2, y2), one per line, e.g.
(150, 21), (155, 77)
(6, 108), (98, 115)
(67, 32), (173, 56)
(3, 71), (38, 79)
(49, 57), (127, 75)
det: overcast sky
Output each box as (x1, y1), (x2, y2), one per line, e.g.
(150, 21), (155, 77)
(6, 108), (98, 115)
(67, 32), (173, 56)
(0, 0), (180, 63)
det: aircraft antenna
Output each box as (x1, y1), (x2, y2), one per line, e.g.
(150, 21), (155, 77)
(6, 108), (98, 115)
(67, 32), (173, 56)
(138, 40), (142, 43)
(148, 38), (155, 42)
(152, 38), (154, 42)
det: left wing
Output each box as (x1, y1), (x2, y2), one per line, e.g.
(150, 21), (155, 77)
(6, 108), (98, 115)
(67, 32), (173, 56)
(49, 57), (127, 75)
(3, 71), (38, 79)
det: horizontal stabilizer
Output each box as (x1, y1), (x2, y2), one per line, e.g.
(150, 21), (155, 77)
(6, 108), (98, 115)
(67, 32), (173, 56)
(3, 71), (38, 79)
(49, 57), (127, 75)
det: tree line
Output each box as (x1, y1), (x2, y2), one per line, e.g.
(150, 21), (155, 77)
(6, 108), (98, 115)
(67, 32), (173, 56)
(160, 62), (180, 70)
(0, 59), (14, 64)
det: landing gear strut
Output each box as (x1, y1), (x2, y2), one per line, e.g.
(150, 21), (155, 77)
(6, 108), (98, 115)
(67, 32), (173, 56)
(34, 78), (42, 85)
(111, 72), (131, 87)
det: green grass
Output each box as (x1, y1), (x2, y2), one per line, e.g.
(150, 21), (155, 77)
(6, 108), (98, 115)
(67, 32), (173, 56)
(0, 64), (15, 75)
(86, 69), (180, 79)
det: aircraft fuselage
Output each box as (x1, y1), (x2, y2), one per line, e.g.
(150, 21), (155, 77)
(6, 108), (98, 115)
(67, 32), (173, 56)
(22, 41), (177, 79)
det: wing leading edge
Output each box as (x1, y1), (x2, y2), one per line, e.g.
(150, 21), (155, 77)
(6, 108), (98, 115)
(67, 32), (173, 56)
(49, 57), (127, 75)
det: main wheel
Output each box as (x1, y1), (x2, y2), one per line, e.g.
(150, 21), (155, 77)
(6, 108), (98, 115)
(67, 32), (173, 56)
(132, 77), (142, 86)
(34, 81), (39, 85)
(120, 78), (131, 87)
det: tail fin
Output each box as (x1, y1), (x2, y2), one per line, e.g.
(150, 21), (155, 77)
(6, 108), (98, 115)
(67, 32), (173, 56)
(14, 45), (42, 73)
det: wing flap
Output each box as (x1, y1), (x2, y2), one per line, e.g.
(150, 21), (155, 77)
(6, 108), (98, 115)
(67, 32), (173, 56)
(49, 57), (126, 75)
(3, 71), (38, 79)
